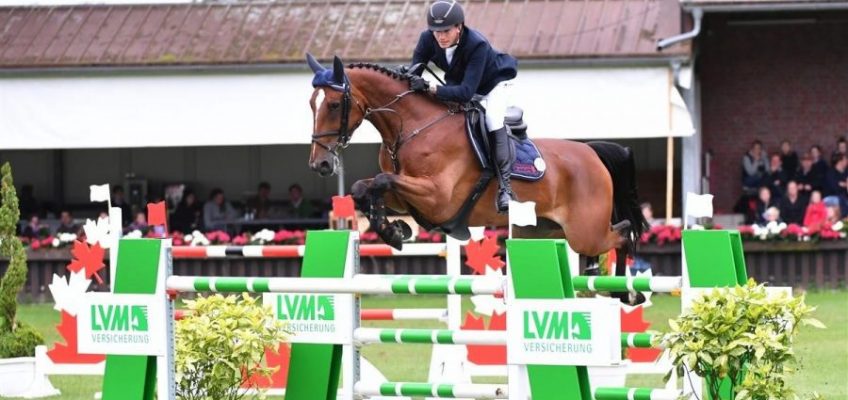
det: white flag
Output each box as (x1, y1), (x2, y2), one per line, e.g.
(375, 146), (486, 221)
(508, 200), (537, 227)
(686, 192), (714, 218)
(89, 184), (110, 203)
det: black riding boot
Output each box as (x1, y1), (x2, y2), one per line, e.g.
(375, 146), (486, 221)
(489, 126), (516, 213)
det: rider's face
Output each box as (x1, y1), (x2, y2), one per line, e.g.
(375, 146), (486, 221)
(432, 25), (461, 48)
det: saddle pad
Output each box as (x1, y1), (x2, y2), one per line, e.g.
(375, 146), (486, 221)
(466, 122), (546, 182)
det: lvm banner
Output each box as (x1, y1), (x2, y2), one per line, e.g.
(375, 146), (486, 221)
(77, 293), (166, 356)
(263, 293), (353, 344)
(506, 298), (622, 366)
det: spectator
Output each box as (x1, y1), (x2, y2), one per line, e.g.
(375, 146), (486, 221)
(795, 153), (824, 196)
(21, 214), (46, 239)
(247, 182), (273, 219)
(766, 153), (788, 198)
(171, 191), (202, 233)
(640, 202), (661, 227)
(286, 184), (314, 218)
(56, 210), (79, 235)
(18, 184), (39, 219)
(780, 140), (799, 178)
(826, 153), (848, 196)
(764, 206), (781, 224)
(112, 186), (131, 225)
(778, 181), (807, 225)
(753, 186), (776, 225)
(203, 188), (238, 231)
(742, 140), (769, 191)
(824, 196), (842, 225)
(127, 211), (148, 233)
(832, 136), (847, 159)
(803, 190), (827, 231)
(809, 145), (828, 180)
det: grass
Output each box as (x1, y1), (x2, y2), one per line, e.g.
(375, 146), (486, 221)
(11, 291), (848, 399)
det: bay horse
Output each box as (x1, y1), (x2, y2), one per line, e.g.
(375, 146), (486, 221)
(307, 55), (647, 281)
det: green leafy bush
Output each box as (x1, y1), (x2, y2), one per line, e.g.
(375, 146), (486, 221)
(659, 280), (825, 400)
(0, 162), (44, 358)
(176, 293), (288, 400)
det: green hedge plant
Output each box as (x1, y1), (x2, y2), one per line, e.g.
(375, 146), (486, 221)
(0, 162), (44, 358)
(176, 293), (288, 400)
(658, 280), (825, 400)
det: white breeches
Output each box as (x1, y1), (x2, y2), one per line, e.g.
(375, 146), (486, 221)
(480, 80), (514, 132)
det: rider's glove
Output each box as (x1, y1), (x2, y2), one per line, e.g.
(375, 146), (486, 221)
(409, 76), (431, 93)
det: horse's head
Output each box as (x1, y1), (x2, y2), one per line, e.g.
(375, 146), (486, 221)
(306, 54), (366, 177)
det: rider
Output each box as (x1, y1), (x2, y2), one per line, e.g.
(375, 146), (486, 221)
(407, 0), (519, 213)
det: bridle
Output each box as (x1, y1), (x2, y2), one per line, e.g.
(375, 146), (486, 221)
(310, 78), (458, 173)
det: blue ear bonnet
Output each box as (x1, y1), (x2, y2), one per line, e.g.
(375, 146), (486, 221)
(312, 70), (348, 92)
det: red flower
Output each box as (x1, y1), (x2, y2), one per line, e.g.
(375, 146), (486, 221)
(232, 234), (248, 246)
(30, 240), (41, 250)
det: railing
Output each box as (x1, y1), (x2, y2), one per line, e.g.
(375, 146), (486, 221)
(4, 240), (847, 302)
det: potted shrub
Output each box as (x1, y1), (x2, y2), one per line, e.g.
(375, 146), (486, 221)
(658, 280), (824, 400)
(176, 293), (288, 400)
(0, 162), (49, 397)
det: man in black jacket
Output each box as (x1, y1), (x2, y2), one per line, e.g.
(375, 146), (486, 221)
(407, 0), (519, 213)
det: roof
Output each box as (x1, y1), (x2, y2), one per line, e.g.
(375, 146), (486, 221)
(681, 0), (848, 11)
(0, 0), (688, 69)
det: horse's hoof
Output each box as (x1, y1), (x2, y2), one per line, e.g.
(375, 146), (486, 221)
(377, 224), (404, 250)
(392, 220), (413, 240)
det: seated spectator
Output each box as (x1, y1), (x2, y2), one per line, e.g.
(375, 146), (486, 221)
(778, 181), (808, 225)
(766, 153), (788, 198)
(753, 186), (776, 225)
(112, 186), (131, 225)
(171, 191), (202, 233)
(203, 188), (238, 231)
(21, 214), (46, 239)
(803, 190), (827, 230)
(833, 136), (847, 159)
(824, 197), (842, 225)
(795, 153), (824, 196)
(763, 206), (782, 224)
(18, 184), (40, 220)
(286, 184), (314, 218)
(742, 140), (769, 191)
(810, 145), (828, 180)
(127, 211), (148, 233)
(246, 182), (273, 220)
(56, 210), (79, 235)
(826, 153), (848, 196)
(780, 140), (799, 178)
(641, 202), (661, 227)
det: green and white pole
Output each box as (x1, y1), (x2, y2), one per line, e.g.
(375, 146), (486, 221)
(166, 274), (505, 296)
(594, 387), (682, 400)
(354, 328), (507, 346)
(571, 276), (682, 293)
(354, 382), (508, 399)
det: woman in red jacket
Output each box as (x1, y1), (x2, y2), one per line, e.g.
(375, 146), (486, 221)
(803, 190), (827, 231)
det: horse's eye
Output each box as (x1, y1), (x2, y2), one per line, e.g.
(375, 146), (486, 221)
(328, 102), (341, 111)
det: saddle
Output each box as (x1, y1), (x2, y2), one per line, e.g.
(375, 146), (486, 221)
(406, 102), (546, 240)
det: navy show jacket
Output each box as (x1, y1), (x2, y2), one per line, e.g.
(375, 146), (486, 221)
(412, 26), (518, 103)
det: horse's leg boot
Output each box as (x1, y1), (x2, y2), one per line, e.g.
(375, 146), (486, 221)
(489, 126), (516, 213)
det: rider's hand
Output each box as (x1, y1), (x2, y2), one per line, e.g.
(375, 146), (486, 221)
(409, 76), (431, 93)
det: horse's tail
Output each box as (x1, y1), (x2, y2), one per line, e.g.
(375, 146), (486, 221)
(586, 141), (648, 252)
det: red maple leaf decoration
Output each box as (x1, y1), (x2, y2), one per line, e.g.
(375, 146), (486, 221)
(242, 343), (290, 389)
(464, 236), (505, 275)
(462, 311), (506, 365)
(621, 306), (661, 362)
(67, 241), (106, 284)
(47, 311), (105, 364)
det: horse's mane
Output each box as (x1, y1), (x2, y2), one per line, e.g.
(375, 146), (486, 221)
(347, 63), (412, 82)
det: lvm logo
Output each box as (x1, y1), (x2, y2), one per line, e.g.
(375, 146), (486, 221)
(276, 294), (335, 321)
(523, 311), (591, 340)
(91, 304), (149, 332)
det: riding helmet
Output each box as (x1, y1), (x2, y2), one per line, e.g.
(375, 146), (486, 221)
(427, 0), (465, 31)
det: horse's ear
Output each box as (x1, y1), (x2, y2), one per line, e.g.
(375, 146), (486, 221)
(306, 53), (324, 73)
(332, 56), (346, 86)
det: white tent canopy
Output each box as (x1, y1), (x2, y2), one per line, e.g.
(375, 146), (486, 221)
(0, 67), (693, 150)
